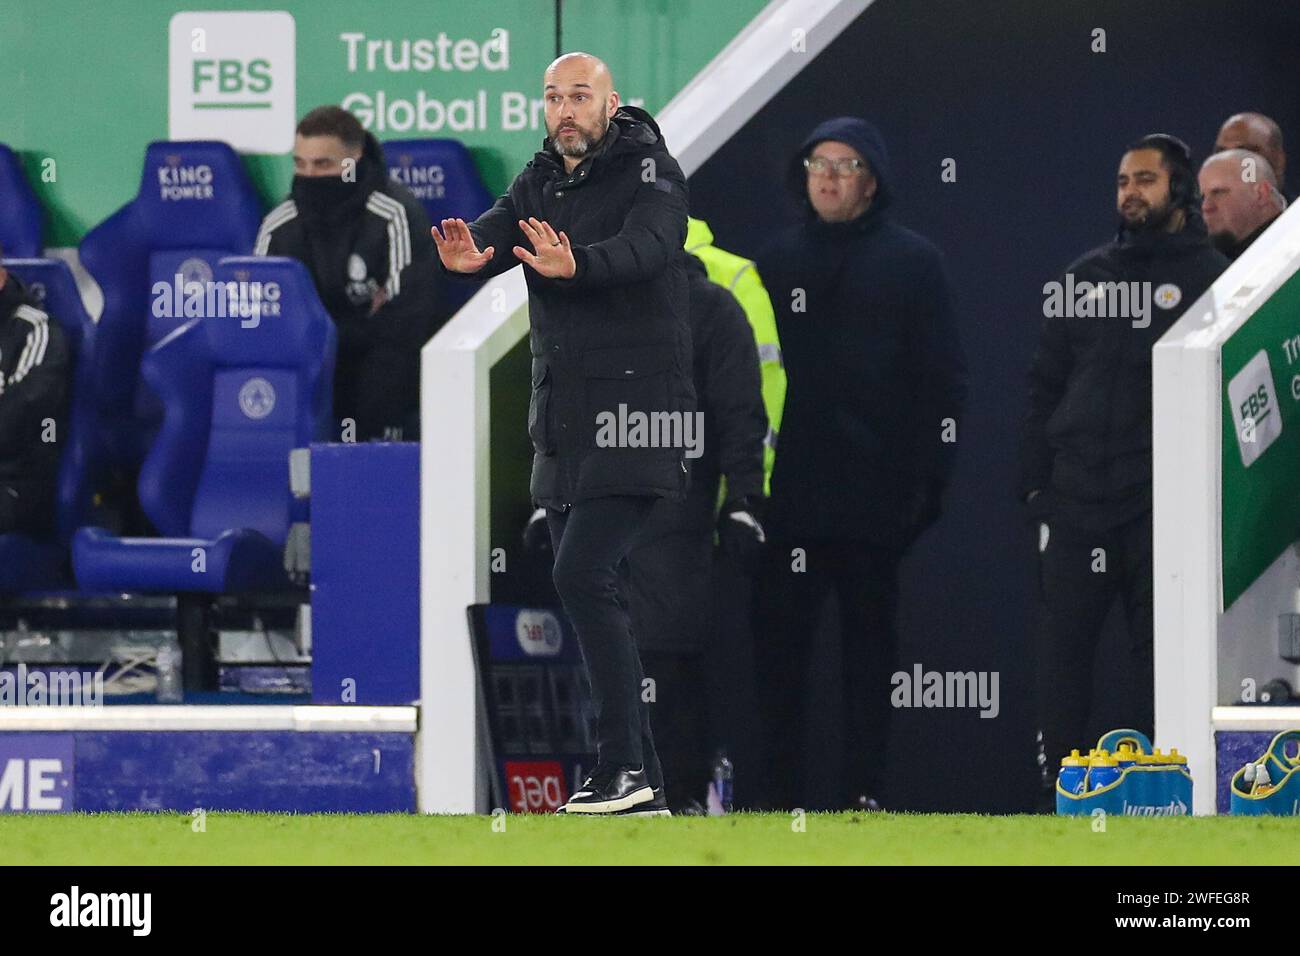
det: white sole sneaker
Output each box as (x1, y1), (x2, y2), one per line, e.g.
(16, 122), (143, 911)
(563, 785), (654, 814)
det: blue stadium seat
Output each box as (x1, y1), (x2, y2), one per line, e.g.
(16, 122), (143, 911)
(79, 141), (263, 470)
(72, 257), (336, 595)
(384, 139), (493, 310)
(0, 144), (43, 257)
(0, 259), (97, 590)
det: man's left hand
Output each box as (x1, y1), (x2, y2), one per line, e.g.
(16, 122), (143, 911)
(514, 218), (576, 279)
(718, 496), (767, 572)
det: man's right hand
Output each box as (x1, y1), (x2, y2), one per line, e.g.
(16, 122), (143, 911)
(432, 218), (495, 273)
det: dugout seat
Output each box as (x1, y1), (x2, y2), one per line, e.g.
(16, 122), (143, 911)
(79, 141), (263, 471)
(0, 144), (43, 257)
(0, 259), (98, 590)
(384, 138), (493, 310)
(72, 256), (336, 600)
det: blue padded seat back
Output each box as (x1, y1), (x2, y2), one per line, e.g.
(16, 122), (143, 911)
(79, 141), (263, 468)
(136, 257), (335, 546)
(383, 138), (493, 223)
(0, 144), (42, 257)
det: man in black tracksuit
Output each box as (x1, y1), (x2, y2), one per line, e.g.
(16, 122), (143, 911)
(0, 263), (69, 535)
(1022, 134), (1228, 803)
(255, 105), (446, 441)
(755, 118), (968, 811)
(621, 249), (767, 812)
(435, 53), (693, 815)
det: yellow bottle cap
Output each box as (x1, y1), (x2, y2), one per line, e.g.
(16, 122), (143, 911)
(1061, 749), (1087, 767)
(1167, 748), (1188, 765)
(1089, 749), (1118, 767)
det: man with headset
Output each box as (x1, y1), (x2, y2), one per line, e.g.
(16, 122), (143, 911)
(1021, 134), (1228, 806)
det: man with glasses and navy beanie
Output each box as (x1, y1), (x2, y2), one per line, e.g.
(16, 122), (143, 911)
(754, 117), (967, 811)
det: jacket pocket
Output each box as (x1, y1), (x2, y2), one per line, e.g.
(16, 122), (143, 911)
(582, 345), (675, 450)
(528, 357), (555, 455)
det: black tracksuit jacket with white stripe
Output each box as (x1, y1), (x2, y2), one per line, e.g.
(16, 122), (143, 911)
(254, 133), (445, 438)
(0, 274), (69, 535)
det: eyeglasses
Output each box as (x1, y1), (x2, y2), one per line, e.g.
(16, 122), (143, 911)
(803, 156), (867, 177)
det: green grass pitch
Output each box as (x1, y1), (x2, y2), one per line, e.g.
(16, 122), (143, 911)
(4, 812), (1300, 865)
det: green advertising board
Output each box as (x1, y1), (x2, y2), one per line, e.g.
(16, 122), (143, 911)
(4, 0), (765, 246)
(1220, 267), (1300, 607)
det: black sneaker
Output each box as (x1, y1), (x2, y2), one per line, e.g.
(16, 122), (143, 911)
(564, 764), (654, 814)
(614, 787), (672, 817)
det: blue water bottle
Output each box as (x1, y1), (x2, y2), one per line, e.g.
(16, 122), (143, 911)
(1058, 749), (1088, 795)
(1087, 750), (1121, 791)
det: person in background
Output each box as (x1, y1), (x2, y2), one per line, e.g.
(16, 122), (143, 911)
(255, 105), (446, 441)
(1022, 134), (1228, 810)
(0, 253), (69, 535)
(1214, 112), (1290, 201)
(1199, 149), (1286, 260)
(755, 117), (967, 812)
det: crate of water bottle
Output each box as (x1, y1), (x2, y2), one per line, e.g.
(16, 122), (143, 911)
(1056, 729), (1192, 816)
(1229, 730), (1300, 815)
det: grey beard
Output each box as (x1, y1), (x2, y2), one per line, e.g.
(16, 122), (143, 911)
(551, 119), (608, 158)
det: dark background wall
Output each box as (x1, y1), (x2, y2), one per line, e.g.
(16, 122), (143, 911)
(686, 0), (1300, 811)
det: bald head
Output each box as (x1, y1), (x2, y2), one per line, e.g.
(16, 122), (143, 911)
(543, 52), (619, 170)
(545, 52), (614, 98)
(1215, 112), (1286, 186)
(1199, 149), (1283, 246)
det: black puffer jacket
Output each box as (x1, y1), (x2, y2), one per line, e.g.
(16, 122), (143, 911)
(446, 106), (694, 507)
(1021, 215), (1228, 529)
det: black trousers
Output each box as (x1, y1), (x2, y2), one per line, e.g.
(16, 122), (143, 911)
(547, 495), (663, 787)
(1035, 511), (1154, 774)
(754, 537), (902, 809)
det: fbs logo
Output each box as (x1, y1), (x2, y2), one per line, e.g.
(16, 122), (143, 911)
(168, 11), (296, 153)
(1228, 349), (1282, 467)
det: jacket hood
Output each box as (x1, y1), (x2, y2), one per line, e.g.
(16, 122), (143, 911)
(788, 116), (894, 214)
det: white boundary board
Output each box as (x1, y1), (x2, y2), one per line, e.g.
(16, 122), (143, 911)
(417, 0), (872, 813)
(1153, 202), (1300, 814)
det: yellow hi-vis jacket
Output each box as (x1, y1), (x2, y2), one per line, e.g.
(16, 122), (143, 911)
(685, 216), (786, 497)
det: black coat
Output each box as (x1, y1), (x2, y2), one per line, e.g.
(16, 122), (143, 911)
(0, 275), (69, 535)
(448, 106), (694, 507)
(636, 251), (767, 540)
(758, 209), (967, 549)
(1021, 217), (1228, 529)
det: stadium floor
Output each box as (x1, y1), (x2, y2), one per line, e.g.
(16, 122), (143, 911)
(5, 812), (1300, 865)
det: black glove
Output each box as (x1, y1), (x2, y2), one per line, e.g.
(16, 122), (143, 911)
(717, 496), (766, 572)
(521, 506), (552, 554)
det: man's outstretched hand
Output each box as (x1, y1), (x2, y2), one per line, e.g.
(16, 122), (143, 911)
(432, 218), (495, 273)
(514, 217), (576, 279)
